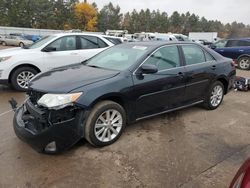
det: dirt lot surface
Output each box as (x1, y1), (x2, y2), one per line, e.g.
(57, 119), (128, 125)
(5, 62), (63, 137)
(0, 45), (250, 188)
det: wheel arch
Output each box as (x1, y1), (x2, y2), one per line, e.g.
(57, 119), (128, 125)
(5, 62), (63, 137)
(237, 54), (250, 61)
(216, 76), (229, 94)
(87, 93), (132, 123)
(8, 64), (41, 83)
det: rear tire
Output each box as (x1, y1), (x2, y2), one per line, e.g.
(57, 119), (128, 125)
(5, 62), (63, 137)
(203, 81), (224, 110)
(238, 56), (250, 70)
(10, 67), (38, 91)
(84, 100), (126, 147)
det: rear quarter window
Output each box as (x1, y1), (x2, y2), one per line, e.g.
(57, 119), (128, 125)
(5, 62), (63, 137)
(204, 51), (215, 61)
(104, 37), (122, 45)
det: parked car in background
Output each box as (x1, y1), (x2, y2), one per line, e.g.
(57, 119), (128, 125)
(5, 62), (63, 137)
(173, 34), (191, 41)
(211, 38), (250, 70)
(0, 33), (115, 91)
(13, 41), (235, 153)
(155, 33), (178, 41)
(9, 33), (25, 37)
(197, 39), (213, 46)
(0, 35), (5, 44)
(189, 32), (218, 43)
(229, 157), (250, 188)
(24, 35), (41, 42)
(1, 35), (33, 47)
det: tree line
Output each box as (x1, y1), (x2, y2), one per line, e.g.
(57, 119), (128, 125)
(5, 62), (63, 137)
(0, 0), (250, 38)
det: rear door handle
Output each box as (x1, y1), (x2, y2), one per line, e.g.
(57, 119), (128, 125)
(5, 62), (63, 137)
(239, 50), (244, 52)
(211, 65), (216, 70)
(70, 52), (78, 55)
(219, 50), (224, 52)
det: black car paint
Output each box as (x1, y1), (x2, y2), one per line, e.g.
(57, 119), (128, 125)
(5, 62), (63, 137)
(13, 42), (236, 153)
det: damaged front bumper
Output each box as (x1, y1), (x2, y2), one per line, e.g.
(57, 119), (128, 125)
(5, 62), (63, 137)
(13, 99), (86, 154)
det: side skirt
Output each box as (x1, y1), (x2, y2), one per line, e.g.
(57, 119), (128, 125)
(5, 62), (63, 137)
(136, 100), (204, 121)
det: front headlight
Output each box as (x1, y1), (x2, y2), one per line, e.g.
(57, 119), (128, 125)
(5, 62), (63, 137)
(0, 56), (11, 62)
(37, 92), (82, 110)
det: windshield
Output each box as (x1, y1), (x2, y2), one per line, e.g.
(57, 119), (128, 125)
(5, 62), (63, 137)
(86, 45), (149, 71)
(28, 35), (56, 49)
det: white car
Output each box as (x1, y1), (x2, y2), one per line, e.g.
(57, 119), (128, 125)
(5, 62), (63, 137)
(0, 33), (114, 91)
(1, 35), (33, 47)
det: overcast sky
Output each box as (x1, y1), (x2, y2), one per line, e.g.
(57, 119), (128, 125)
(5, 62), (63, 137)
(87, 0), (250, 25)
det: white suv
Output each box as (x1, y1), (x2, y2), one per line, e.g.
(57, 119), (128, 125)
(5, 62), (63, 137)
(0, 33), (115, 91)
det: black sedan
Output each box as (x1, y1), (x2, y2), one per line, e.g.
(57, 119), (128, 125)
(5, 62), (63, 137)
(13, 42), (236, 153)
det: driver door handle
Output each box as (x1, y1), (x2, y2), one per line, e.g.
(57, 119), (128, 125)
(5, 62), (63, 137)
(178, 72), (185, 78)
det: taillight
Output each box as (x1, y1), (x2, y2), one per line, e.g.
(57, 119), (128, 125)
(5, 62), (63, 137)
(230, 163), (250, 188)
(231, 60), (237, 67)
(241, 168), (250, 188)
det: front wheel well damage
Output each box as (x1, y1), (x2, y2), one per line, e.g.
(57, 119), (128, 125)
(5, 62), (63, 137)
(90, 95), (130, 121)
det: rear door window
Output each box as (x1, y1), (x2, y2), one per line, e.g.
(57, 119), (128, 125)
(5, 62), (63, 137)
(80, 36), (108, 49)
(182, 45), (206, 65)
(238, 40), (250, 47)
(226, 40), (240, 47)
(144, 45), (180, 70)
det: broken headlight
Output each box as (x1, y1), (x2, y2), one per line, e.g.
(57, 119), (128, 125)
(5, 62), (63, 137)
(37, 92), (82, 110)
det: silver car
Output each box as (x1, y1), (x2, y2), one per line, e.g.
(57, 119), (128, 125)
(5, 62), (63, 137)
(1, 35), (33, 47)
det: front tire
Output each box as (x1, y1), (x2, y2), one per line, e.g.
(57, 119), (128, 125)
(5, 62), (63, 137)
(204, 81), (224, 110)
(84, 101), (126, 147)
(10, 67), (38, 91)
(238, 57), (250, 70)
(19, 42), (24, 48)
(2, 41), (7, 46)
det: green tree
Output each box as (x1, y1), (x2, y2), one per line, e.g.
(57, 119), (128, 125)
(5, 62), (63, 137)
(97, 2), (123, 32)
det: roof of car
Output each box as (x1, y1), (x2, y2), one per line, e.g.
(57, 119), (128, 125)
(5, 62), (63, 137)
(228, 38), (250, 41)
(119, 41), (196, 47)
(52, 32), (104, 37)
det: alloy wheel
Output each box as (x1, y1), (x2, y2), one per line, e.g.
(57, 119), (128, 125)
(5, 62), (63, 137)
(94, 109), (123, 142)
(210, 85), (223, 107)
(239, 58), (250, 70)
(16, 71), (35, 89)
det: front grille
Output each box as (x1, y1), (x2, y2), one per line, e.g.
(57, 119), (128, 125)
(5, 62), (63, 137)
(27, 90), (45, 105)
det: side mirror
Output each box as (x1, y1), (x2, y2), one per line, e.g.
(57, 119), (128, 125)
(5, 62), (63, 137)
(42, 46), (56, 52)
(140, 64), (158, 74)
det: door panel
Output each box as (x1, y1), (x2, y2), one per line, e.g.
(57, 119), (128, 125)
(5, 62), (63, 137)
(133, 67), (186, 118)
(182, 45), (216, 103)
(184, 62), (216, 102)
(132, 45), (186, 119)
(42, 36), (80, 71)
